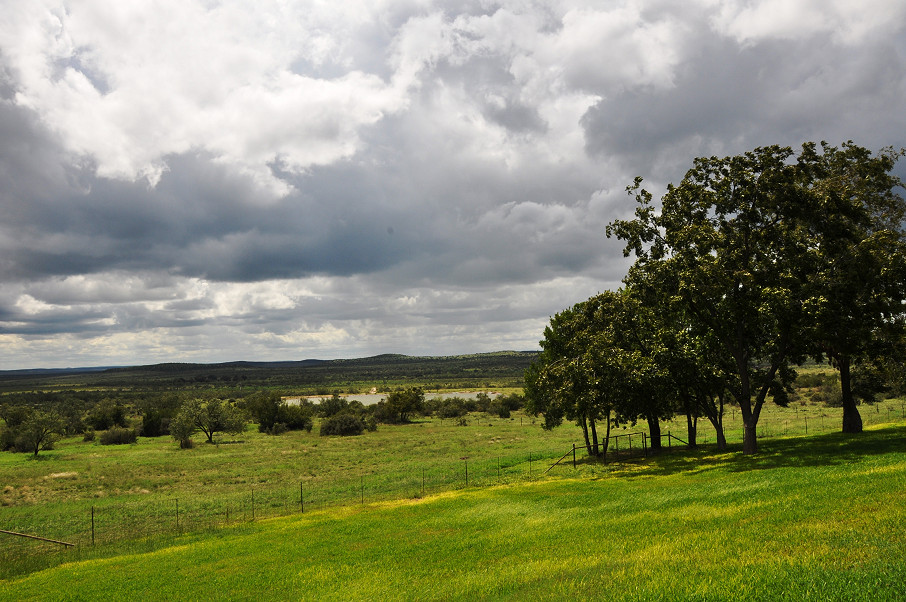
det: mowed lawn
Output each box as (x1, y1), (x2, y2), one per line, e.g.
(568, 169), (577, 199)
(3, 425), (905, 601)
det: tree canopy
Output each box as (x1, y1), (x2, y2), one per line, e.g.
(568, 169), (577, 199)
(170, 397), (247, 446)
(526, 141), (906, 455)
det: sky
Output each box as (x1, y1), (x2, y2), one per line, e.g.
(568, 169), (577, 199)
(1, 0), (905, 369)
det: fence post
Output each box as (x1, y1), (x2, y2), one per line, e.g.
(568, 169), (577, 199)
(529, 452), (532, 477)
(464, 460), (468, 487)
(91, 506), (95, 546)
(251, 488), (255, 520)
(422, 468), (426, 495)
(572, 444), (576, 468)
(300, 483), (304, 513)
(361, 476), (364, 504)
(176, 499), (179, 530)
(668, 431), (671, 449)
(643, 433), (647, 455)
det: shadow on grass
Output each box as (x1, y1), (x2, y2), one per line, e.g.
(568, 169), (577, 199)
(597, 424), (906, 478)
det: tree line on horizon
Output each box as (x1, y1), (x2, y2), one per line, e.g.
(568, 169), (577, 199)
(524, 141), (906, 456)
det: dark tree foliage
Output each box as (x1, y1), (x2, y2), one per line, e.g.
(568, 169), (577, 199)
(85, 399), (129, 431)
(141, 408), (167, 437)
(608, 142), (905, 451)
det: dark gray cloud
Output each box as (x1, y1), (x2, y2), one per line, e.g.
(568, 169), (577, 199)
(582, 19), (906, 180)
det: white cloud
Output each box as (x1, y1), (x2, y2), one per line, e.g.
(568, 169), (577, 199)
(1, 0), (410, 189)
(710, 0), (906, 45)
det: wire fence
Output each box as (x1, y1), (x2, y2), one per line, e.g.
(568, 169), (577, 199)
(0, 446), (573, 576)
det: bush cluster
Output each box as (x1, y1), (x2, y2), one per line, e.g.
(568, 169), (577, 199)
(320, 413), (366, 436)
(244, 392), (314, 435)
(423, 393), (524, 420)
(99, 427), (138, 445)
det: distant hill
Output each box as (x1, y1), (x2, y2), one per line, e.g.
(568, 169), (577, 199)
(0, 351), (539, 393)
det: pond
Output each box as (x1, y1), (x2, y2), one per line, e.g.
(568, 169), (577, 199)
(283, 391), (501, 407)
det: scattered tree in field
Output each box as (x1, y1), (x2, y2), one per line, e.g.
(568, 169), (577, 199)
(16, 410), (65, 457)
(624, 261), (734, 450)
(374, 388), (425, 423)
(84, 398), (128, 431)
(169, 412), (196, 449)
(99, 426), (138, 445)
(317, 393), (350, 418)
(245, 391), (314, 434)
(171, 398), (247, 446)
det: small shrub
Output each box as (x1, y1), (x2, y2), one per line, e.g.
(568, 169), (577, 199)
(320, 413), (365, 436)
(436, 398), (468, 419)
(270, 422), (288, 435)
(83, 429), (96, 442)
(100, 427), (138, 445)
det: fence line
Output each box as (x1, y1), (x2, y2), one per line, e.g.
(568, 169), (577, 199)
(1, 446), (575, 572)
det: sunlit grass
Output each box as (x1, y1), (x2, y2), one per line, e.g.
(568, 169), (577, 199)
(2, 396), (905, 590)
(3, 424), (906, 600)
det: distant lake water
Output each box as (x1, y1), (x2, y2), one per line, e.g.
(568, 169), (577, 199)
(283, 391), (501, 407)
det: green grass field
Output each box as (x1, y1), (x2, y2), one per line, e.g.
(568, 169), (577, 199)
(2, 420), (905, 600)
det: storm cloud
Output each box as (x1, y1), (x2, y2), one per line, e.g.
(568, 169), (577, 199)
(1, 0), (904, 368)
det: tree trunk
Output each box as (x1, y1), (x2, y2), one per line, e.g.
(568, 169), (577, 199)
(580, 416), (592, 456)
(837, 355), (863, 434)
(602, 412), (611, 462)
(589, 417), (600, 457)
(684, 400), (698, 448)
(715, 426), (727, 450)
(742, 420), (758, 454)
(647, 413), (662, 452)
(698, 391), (727, 450)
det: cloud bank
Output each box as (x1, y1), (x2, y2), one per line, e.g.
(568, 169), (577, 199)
(1, 0), (905, 368)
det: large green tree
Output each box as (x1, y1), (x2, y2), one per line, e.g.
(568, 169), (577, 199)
(524, 298), (611, 456)
(609, 146), (814, 454)
(797, 142), (906, 432)
(525, 290), (672, 457)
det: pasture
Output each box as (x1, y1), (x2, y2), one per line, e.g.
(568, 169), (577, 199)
(2, 419), (905, 600)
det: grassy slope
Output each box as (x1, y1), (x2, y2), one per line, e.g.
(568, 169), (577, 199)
(4, 425), (905, 601)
